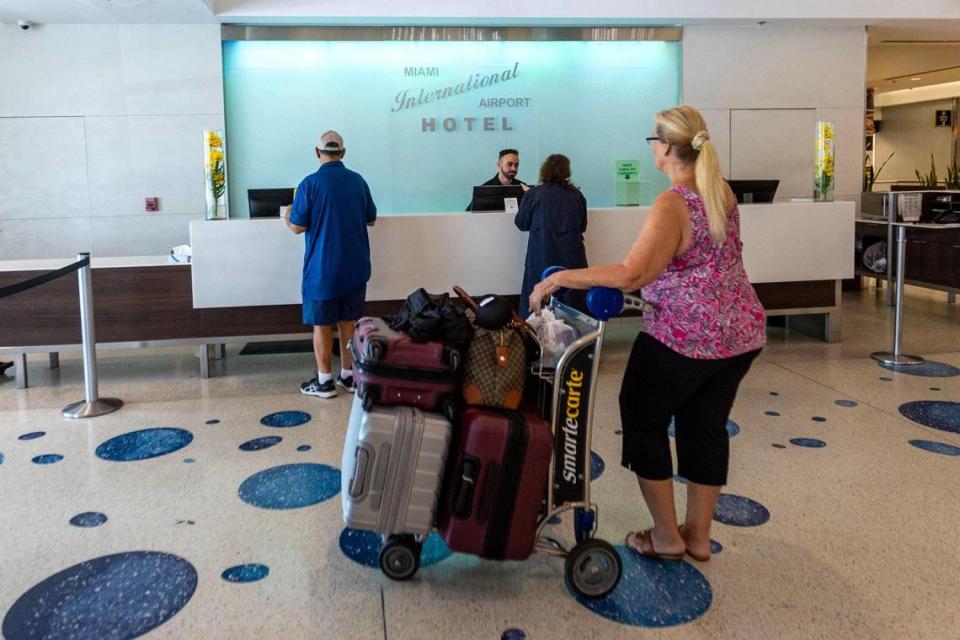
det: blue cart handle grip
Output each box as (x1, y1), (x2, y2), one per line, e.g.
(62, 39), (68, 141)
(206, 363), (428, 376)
(540, 265), (569, 296)
(585, 287), (625, 321)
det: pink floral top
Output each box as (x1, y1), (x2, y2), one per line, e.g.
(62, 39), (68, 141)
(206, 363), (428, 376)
(641, 185), (766, 359)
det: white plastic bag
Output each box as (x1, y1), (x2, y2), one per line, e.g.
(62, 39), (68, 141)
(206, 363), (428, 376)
(526, 308), (578, 368)
(168, 244), (192, 263)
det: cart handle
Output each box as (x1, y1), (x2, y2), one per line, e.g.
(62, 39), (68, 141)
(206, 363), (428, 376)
(540, 265), (569, 296)
(541, 266), (641, 322)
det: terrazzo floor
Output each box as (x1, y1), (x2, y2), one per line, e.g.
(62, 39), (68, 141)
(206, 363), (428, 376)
(1, 283), (958, 639)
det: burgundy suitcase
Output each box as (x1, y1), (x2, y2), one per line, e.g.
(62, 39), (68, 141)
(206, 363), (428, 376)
(437, 407), (553, 561)
(351, 317), (461, 418)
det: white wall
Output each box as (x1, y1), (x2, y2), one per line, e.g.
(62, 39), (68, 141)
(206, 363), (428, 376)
(0, 24), (223, 260)
(683, 25), (867, 202)
(874, 100), (955, 188)
(1, 22), (870, 260)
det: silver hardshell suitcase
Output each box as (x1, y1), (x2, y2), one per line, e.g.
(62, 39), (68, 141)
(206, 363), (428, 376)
(341, 396), (452, 535)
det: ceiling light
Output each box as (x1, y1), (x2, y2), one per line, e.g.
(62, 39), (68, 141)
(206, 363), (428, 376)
(910, 76), (923, 81)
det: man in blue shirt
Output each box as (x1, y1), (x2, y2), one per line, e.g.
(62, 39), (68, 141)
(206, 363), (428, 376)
(285, 130), (377, 398)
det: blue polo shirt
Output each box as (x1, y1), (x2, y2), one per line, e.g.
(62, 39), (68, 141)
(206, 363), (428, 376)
(289, 161), (377, 301)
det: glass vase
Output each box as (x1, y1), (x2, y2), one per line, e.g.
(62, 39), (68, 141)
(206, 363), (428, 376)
(814, 121), (835, 202)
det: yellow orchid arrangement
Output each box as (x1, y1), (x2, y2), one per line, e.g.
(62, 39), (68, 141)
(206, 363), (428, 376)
(814, 121), (835, 201)
(204, 129), (228, 219)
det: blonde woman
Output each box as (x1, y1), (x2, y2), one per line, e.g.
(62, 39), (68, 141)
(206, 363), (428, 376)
(529, 105), (765, 562)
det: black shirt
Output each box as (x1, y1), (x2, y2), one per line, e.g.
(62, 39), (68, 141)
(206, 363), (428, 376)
(466, 174), (524, 211)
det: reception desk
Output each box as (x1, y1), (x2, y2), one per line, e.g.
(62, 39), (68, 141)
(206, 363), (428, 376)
(190, 202), (855, 310)
(1, 201), (854, 388)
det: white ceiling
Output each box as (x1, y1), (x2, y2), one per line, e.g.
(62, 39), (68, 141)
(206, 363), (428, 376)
(0, 0), (216, 24)
(2, 0), (959, 26)
(868, 21), (960, 95)
(869, 20), (960, 44)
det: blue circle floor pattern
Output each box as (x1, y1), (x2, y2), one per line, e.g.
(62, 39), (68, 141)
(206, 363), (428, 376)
(573, 546), (712, 627)
(669, 419), (740, 438)
(238, 436), (283, 452)
(95, 428), (193, 462)
(713, 493), (770, 527)
(338, 528), (453, 569)
(2, 551), (197, 640)
(260, 411), (311, 428)
(880, 360), (960, 378)
(790, 438), (827, 448)
(70, 512), (108, 528)
(501, 629), (527, 640)
(18, 431), (45, 441)
(239, 463), (340, 510)
(908, 439), (960, 456)
(297, 445), (312, 452)
(590, 451), (605, 481)
(32, 454), (63, 465)
(899, 401), (960, 434)
(834, 400), (859, 408)
(0, 452), (4, 465)
(221, 564), (270, 583)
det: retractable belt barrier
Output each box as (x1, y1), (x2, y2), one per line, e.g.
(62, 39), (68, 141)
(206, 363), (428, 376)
(1, 253), (123, 418)
(0, 256), (89, 299)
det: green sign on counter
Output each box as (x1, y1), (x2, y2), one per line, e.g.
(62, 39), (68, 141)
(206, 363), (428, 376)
(615, 159), (643, 206)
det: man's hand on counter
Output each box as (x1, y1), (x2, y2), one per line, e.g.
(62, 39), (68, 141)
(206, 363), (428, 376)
(281, 205), (307, 235)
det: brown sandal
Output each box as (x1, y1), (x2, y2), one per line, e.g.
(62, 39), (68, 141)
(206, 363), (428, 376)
(625, 529), (684, 561)
(679, 525), (710, 562)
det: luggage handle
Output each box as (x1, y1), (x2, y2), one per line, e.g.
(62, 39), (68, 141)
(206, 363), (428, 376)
(451, 456), (480, 519)
(349, 445), (372, 500)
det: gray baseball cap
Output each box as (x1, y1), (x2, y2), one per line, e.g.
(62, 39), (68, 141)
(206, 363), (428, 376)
(317, 130), (344, 153)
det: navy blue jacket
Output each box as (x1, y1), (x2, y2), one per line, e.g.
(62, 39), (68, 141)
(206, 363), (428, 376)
(514, 183), (588, 318)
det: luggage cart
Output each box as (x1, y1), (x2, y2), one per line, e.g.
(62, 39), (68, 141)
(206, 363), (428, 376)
(523, 284), (632, 599)
(375, 278), (637, 600)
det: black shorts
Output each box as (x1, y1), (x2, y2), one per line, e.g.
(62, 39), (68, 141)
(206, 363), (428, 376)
(619, 332), (760, 486)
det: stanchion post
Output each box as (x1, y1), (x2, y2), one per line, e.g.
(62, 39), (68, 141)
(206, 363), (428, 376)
(884, 192), (896, 307)
(62, 253), (123, 419)
(871, 226), (924, 367)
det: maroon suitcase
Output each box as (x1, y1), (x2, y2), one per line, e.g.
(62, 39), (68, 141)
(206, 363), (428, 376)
(351, 317), (461, 418)
(437, 407), (553, 561)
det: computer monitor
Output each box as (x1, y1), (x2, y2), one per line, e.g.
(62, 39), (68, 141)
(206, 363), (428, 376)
(470, 185), (525, 212)
(248, 188), (294, 218)
(727, 180), (779, 204)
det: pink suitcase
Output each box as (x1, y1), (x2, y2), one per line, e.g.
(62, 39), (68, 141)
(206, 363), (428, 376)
(351, 317), (461, 419)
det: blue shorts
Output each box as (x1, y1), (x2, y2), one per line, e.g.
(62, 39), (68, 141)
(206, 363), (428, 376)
(303, 285), (367, 326)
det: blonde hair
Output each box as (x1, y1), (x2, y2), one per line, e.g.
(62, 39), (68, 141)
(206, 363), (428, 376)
(655, 105), (729, 244)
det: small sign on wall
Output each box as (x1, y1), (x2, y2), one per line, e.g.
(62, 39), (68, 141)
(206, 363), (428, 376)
(935, 110), (953, 127)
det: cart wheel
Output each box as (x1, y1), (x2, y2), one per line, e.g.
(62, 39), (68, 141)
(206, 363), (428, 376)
(362, 387), (378, 412)
(440, 395), (458, 422)
(444, 347), (461, 371)
(367, 340), (385, 363)
(379, 535), (420, 581)
(565, 539), (622, 600)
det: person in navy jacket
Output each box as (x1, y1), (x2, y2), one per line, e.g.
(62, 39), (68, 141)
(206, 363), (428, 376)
(514, 154), (588, 318)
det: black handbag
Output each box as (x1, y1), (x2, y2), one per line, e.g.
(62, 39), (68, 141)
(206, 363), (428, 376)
(388, 289), (474, 352)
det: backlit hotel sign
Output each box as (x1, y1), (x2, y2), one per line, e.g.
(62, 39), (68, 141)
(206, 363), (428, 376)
(391, 62), (529, 132)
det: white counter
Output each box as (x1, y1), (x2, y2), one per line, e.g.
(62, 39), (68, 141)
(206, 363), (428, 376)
(190, 202), (855, 309)
(0, 255), (181, 273)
